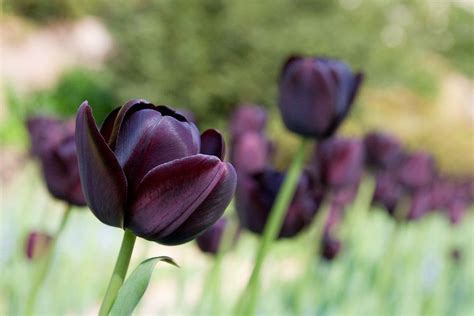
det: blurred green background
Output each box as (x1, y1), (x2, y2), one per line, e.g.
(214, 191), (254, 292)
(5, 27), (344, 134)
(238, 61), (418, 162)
(1, 0), (473, 315)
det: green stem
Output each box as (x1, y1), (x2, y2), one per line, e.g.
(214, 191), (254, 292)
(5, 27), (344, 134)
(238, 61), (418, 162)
(99, 229), (136, 316)
(24, 204), (72, 316)
(236, 138), (308, 315)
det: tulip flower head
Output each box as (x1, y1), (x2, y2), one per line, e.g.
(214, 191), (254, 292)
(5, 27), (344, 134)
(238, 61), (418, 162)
(372, 171), (404, 215)
(278, 56), (363, 138)
(26, 117), (86, 206)
(75, 100), (237, 245)
(313, 137), (365, 189)
(364, 131), (403, 170)
(229, 104), (267, 139)
(397, 151), (435, 191)
(235, 168), (322, 238)
(196, 217), (228, 255)
(25, 231), (52, 261)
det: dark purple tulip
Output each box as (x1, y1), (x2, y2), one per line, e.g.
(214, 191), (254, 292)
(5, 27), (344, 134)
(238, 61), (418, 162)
(314, 137), (365, 188)
(75, 100), (237, 245)
(229, 104), (267, 138)
(331, 185), (359, 208)
(235, 168), (322, 238)
(372, 171), (404, 215)
(25, 231), (52, 260)
(26, 117), (86, 206)
(230, 132), (272, 175)
(196, 218), (227, 255)
(364, 131), (403, 170)
(397, 152), (435, 190)
(446, 199), (467, 225)
(278, 56), (363, 138)
(321, 233), (342, 261)
(407, 189), (432, 221)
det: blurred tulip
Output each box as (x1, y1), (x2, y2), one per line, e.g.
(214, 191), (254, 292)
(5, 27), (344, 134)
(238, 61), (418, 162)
(196, 218), (228, 255)
(320, 233), (341, 261)
(26, 117), (86, 206)
(364, 131), (403, 170)
(372, 171), (404, 215)
(313, 137), (365, 189)
(407, 189), (432, 221)
(230, 132), (272, 175)
(278, 56), (363, 138)
(446, 199), (467, 225)
(229, 104), (267, 138)
(75, 100), (236, 245)
(25, 231), (52, 261)
(397, 152), (435, 190)
(235, 168), (323, 238)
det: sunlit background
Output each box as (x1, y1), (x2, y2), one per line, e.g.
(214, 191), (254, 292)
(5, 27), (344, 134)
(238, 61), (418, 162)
(1, 0), (473, 315)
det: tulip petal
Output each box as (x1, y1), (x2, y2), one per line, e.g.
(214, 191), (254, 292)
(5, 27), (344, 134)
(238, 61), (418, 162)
(115, 109), (200, 192)
(127, 155), (228, 242)
(157, 162), (236, 245)
(108, 99), (155, 149)
(75, 101), (128, 227)
(100, 106), (120, 143)
(200, 129), (225, 160)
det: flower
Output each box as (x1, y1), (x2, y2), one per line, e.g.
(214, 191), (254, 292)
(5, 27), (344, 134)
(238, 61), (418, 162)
(230, 132), (273, 175)
(235, 167), (323, 238)
(397, 151), (435, 190)
(229, 104), (267, 139)
(278, 56), (363, 138)
(25, 231), (52, 261)
(75, 100), (237, 245)
(26, 117), (86, 206)
(196, 218), (228, 255)
(406, 189), (432, 221)
(372, 171), (404, 216)
(313, 137), (365, 189)
(364, 131), (403, 170)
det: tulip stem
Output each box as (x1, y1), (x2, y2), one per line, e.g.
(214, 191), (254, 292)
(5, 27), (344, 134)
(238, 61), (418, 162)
(24, 204), (72, 316)
(236, 138), (308, 315)
(99, 229), (136, 316)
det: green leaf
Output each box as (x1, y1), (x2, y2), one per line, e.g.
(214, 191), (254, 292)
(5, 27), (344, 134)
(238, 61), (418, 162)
(110, 256), (178, 316)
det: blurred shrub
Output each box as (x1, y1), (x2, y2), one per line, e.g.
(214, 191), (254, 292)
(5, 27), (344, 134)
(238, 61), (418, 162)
(2, 69), (117, 146)
(95, 0), (472, 124)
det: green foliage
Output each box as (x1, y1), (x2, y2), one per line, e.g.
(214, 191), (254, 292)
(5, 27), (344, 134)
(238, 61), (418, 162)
(110, 256), (178, 316)
(95, 0), (470, 124)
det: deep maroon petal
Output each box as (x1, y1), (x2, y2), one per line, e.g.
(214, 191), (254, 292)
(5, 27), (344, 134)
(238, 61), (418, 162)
(75, 101), (127, 227)
(100, 106), (120, 143)
(156, 162), (236, 245)
(200, 129), (225, 160)
(127, 155), (227, 242)
(108, 99), (155, 149)
(114, 109), (200, 192)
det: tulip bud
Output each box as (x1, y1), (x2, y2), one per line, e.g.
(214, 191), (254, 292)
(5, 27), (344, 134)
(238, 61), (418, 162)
(235, 168), (323, 238)
(230, 132), (272, 175)
(278, 56), (363, 138)
(320, 233), (341, 261)
(196, 218), (228, 255)
(75, 100), (237, 245)
(313, 137), (365, 189)
(25, 231), (52, 261)
(26, 117), (86, 206)
(229, 104), (267, 139)
(397, 152), (435, 191)
(364, 131), (403, 170)
(372, 171), (404, 216)
(407, 189), (432, 221)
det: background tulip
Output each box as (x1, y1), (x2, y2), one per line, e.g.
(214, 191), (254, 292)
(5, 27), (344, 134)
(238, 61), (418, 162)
(364, 131), (403, 170)
(26, 117), (86, 206)
(230, 132), (272, 175)
(25, 231), (52, 261)
(196, 218), (228, 255)
(75, 100), (237, 245)
(397, 151), (435, 191)
(313, 137), (365, 189)
(278, 56), (363, 138)
(229, 104), (267, 139)
(235, 168), (322, 238)
(372, 171), (404, 216)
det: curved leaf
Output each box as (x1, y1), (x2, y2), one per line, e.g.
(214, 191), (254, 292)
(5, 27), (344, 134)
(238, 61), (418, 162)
(110, 256), (178, 316)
